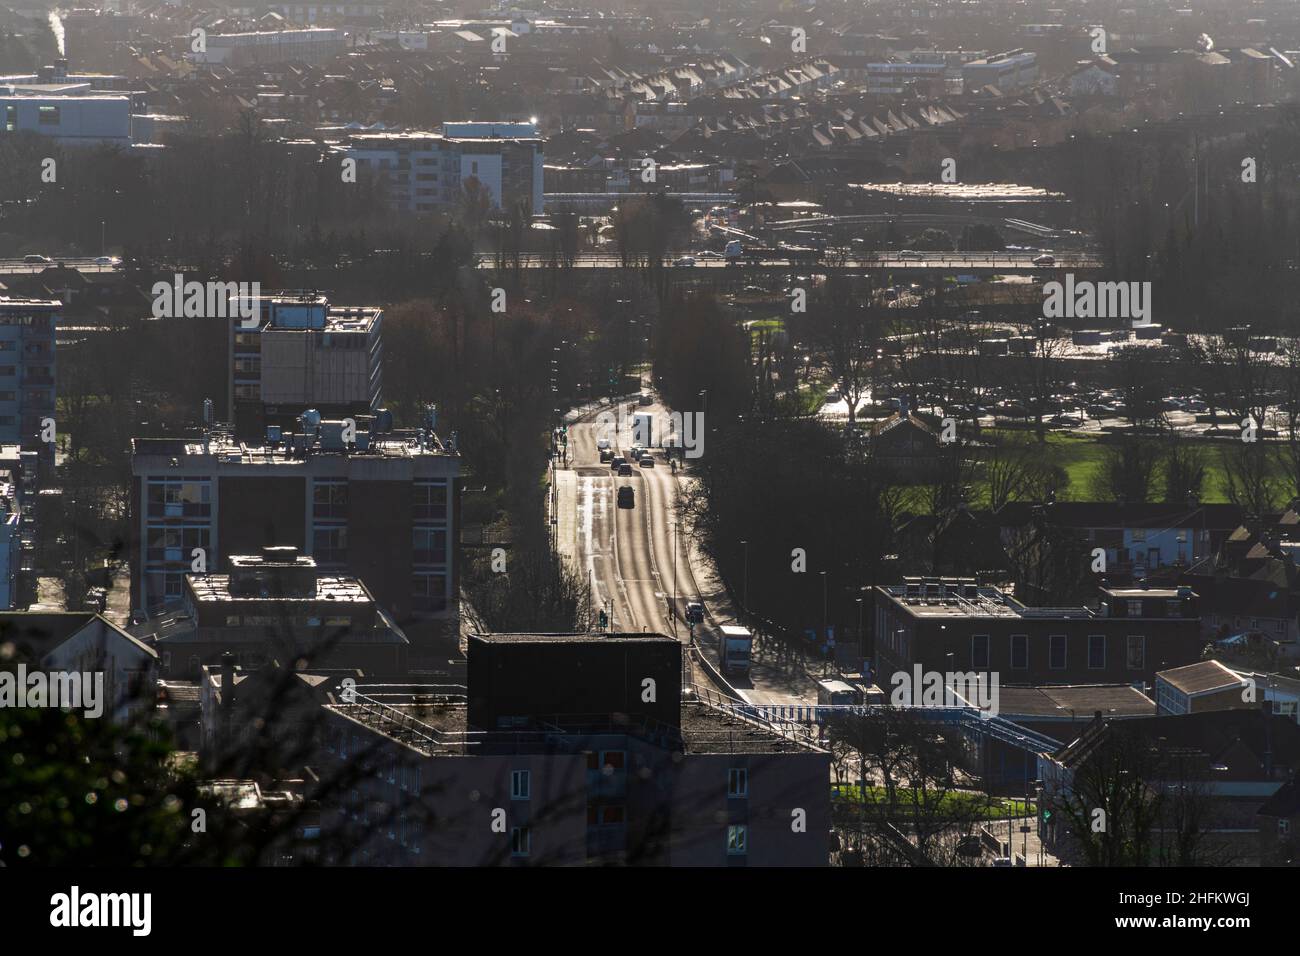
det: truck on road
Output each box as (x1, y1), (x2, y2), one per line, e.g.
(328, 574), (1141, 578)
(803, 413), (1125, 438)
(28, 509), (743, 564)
(718, 624), (753, 676)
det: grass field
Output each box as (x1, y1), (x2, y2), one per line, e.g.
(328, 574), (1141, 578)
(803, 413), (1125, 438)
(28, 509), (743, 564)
(1015, 431), (1235, 503)
(832, 785), (1029, 820)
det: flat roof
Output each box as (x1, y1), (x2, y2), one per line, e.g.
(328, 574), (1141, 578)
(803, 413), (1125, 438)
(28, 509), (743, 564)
(849, 182), (1063, 200)
(997, 684), (1155, 719)
(187, 573), (372, 604)
(131, 429), (456, 463)
(470, 631), (679, 644)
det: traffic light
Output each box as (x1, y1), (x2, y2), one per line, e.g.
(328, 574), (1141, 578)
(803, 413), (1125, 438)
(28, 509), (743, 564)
(598, 609), (608, 630)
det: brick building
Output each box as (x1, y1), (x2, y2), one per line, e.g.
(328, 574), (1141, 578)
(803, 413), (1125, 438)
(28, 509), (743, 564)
(873, 578), (1201, 686)
(129, 417), (459, 653)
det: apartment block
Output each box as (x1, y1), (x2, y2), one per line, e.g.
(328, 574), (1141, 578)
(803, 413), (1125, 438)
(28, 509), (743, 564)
(338, 121), (544, 216)
(228, 292), (382, 441)
(129, 416), (459, 652)
(308, 632), (830, 866)
(0, 297), (59, 453)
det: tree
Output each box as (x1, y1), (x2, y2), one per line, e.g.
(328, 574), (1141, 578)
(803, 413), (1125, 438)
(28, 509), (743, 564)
(1161, 434), (1207, 503)
(1091, 438), (1160, 503)
(807, 277), (878, 427)
(1219, 441), (1280, 516)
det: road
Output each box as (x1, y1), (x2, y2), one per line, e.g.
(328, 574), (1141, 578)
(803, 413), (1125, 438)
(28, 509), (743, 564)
(0, 257), (120, 275)
(479, 252), (1103, 271)
(556, 395), (819, 708)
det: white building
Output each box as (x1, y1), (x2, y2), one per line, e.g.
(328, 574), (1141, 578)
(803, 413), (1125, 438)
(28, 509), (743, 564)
(337, 121), (544, 216)
(189, 28), (344, 66)
(0, 94), (131, 144)
(962, 49), (1039, 93)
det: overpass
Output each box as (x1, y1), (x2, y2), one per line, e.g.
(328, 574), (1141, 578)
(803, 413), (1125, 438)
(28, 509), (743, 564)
(477, 251), (1104, 274)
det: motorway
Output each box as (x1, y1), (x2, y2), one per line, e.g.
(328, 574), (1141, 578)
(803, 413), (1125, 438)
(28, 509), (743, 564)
(479, 251), (1103, 271)
(554, 395), (819, 708)
(0, 257), (120, 275)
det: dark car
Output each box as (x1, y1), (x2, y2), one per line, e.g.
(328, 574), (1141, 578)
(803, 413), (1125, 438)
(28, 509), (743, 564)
(639, 456), (655, 467)
(617, 486), (635, 508)
(617, 463), (633, 477)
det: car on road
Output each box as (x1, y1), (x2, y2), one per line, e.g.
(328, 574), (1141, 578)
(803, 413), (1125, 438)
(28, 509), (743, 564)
(610, 455), (626, 470)
(617, 463), (633, 476)
(599, 448), (612, 462)
(23, 254), (51, 264)
(673, 256), (696, 267)
(685, 602), (704, 625)
(639, 456), (654, 467)
(617, 486), (635, 508)
(638, 392), (653, 406)
(94, 256), (120, 265)
(897, 249), (920, 259)
(1032, 253), (1056, 266)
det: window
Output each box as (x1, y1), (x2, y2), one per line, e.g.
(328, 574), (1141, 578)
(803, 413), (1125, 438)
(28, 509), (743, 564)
(411, 572), (448, 612)
(1126, 599), (1143, 617)
(511, 769), (530, 800)
(1087, 635), (1105, 670)
(38, 105), (60, 126)
(312, 526), (348, 566)
(971, 634), (990, 670)
(726, 825), (748, 855)
(728, 768), (748, 798)
(1049, 634), (1067, 670)
(510, 826), (531, 857)
(1165, 600), (1182, 618)
(312, 479), (348, 519)
(1010, 634), (1028, 670)
(1126, 636), (1145, 670)
(413, 481), (448, 519)
(412, 526), (447, 565)
(1131, 529), (1146, 542)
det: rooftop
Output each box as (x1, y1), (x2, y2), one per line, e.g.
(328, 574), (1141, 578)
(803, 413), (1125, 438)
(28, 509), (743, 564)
(878, 578), (1095, 620)
(187, 573), (372, 605)
(996, 684), (1156, 720)
(1157, 660), (1246, 696)
(328, 689), (818, 757)
(132, 427), (456, 463)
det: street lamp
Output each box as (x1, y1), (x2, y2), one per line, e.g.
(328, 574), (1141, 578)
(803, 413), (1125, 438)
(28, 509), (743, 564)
(740, 539), (749, 612)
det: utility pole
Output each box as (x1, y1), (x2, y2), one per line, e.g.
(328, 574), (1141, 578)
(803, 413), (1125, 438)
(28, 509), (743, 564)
(740, 539), (749, 612)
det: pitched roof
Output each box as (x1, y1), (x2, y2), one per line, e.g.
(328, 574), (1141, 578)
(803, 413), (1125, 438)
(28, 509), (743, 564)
(1157, 659), (1244, 696)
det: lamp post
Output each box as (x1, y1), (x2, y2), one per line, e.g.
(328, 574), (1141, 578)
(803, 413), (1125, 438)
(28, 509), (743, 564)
(740, 539), (749, 613)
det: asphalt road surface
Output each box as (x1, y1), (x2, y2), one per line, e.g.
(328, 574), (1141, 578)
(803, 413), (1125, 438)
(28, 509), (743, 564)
(557, 395), (819, 707)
